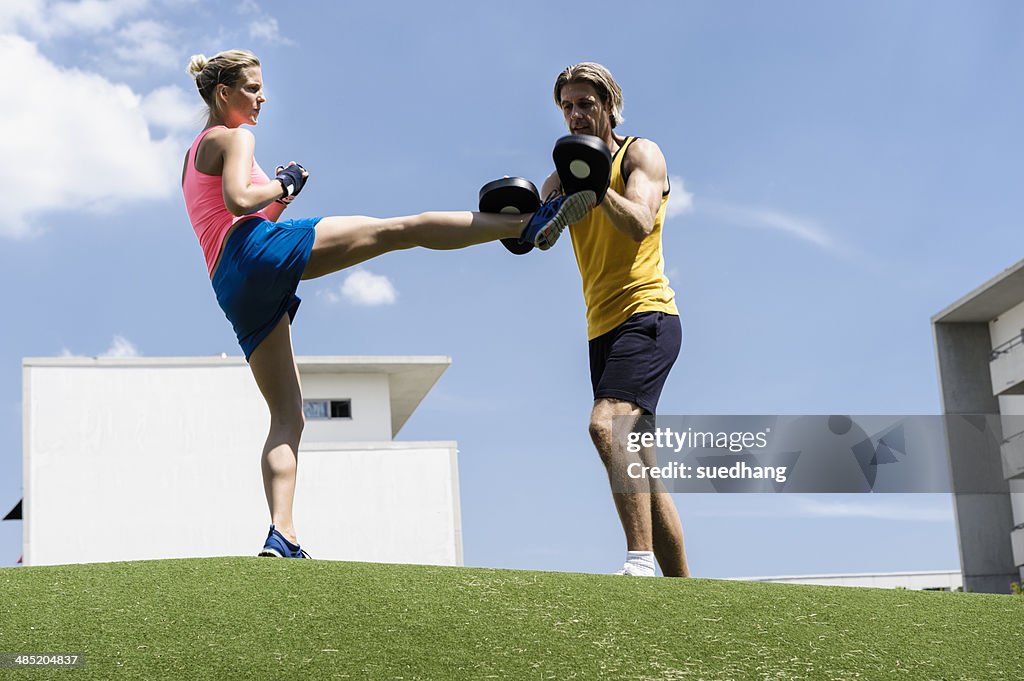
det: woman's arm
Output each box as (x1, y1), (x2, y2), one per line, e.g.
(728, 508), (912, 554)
(218, 128), (287, 217)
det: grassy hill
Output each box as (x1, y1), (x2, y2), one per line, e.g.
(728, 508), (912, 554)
(1, 558), (1022, 680)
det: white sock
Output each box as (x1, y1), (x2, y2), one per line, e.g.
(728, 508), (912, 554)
(625, 550), (656, 576)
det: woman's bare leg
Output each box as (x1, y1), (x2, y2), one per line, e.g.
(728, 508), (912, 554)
(302, 211), (527, 280)
(247, 315), (304, 543)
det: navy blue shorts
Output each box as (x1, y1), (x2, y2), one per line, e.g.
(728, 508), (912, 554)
(589, 312), (682, 415)
(211, 216), (320, 361)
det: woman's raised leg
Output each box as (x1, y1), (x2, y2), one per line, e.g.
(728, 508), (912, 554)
(302, 211), (527, 280)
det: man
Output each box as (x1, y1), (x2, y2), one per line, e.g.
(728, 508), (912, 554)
(542, 62), (689, 577)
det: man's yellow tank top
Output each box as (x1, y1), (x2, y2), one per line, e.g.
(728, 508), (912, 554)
(569, 136), (678, 340)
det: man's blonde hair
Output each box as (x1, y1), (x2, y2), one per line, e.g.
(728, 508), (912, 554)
(553, 62), (624, 128)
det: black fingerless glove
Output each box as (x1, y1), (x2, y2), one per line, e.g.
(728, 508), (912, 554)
(275, 164), (308, 199)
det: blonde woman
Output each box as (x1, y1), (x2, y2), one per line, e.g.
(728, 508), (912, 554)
(182, 49), (596, 558)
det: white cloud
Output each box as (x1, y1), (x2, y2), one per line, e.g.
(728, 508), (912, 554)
(320, 269), (398, 306)
(0, 34), (187, 238)
(3, 2), (182, 76)
(59, 334), (141, 357)
(5, 0), (148, 38)
(342, 270), (398, 306)
(248, 17), (291, 45)
(701, 199), (837, 252)
(140, 84), (203, 132)
(665, 175), (694, 219)
(50, 0), (147, 34)
(0, 2), (46, 33)
(238, 0), (292, 45)
(113, 19), (179, 70)
(101, 334), (140, 357)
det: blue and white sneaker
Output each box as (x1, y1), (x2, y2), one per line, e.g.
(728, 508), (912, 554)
(258, 524), (311, 559)
(521, 190), (597, 250)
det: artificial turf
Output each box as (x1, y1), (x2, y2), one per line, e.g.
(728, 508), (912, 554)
(1, 558), (1021, 680)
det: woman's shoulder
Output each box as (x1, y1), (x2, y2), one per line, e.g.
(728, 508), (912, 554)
(202, 125), (255, 148)
(192, 126), (256, 176)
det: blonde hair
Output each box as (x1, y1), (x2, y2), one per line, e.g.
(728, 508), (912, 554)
(186, 49), (261, 114)
(553, 62), (624, 128)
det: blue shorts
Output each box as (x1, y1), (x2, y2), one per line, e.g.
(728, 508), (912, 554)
(588, 312), (682, 415)
(211, 216), (321, 361)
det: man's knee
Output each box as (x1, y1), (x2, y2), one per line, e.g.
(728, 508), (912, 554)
(590, 399), (647, 463)
(590, 398), (640, 430)
(589, 408), (623, 468)
(588, 408), (614, 446)
(587, 418), (610, 446)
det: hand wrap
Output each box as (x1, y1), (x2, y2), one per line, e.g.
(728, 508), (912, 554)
(275, 163), (308, 199)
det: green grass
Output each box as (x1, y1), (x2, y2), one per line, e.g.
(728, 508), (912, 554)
(1, 558), (1022, 680)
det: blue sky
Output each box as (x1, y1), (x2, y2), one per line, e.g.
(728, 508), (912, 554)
(1, 0), (1022, 576)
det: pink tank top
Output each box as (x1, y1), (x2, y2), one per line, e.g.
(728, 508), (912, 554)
(182, 126), (273, 276)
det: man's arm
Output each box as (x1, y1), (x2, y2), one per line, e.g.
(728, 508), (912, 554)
(599, 139), (667, 243)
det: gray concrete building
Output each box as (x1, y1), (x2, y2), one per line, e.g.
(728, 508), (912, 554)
(933, 261), (1024, 593)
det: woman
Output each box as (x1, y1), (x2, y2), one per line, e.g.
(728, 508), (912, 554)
(183, 49), (595, 558)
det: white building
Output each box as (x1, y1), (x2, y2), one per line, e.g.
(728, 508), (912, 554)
(22, 355), (462, 567)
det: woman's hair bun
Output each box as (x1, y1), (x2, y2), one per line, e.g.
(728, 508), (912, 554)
(186, 54), (208, 79)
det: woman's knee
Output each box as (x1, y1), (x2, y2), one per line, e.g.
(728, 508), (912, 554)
(269, 403), (305, 438)
(376, 214), (426, 251)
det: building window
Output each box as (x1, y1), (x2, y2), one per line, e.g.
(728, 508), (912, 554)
(303, 399), (352, 420)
